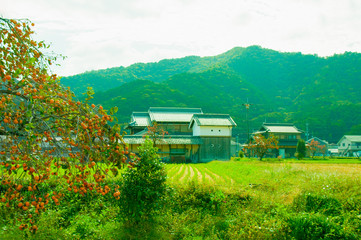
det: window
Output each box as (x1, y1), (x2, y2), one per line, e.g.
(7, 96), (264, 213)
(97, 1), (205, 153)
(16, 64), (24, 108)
(180, 125), (190, 132)
(174, 125), (181, 132)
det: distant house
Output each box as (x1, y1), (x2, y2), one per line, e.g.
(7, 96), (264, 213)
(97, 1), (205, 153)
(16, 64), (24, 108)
(327, 144), (339, 156)
(337, 135), (361, 157)
(124, 107), (237, 163)
(231, 140), (243, 157)
(251, 123), (303, 158)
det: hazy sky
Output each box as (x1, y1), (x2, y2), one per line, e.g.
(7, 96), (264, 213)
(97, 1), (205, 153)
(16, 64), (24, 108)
(2, 0), (361, 76)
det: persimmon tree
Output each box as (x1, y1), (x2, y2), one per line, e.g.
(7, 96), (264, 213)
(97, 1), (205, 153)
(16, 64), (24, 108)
(307, 139), (318, 158)
(145, 121), (168, 147)
(307, 139), (326, 158)
(0, 18), (130, 234)
(248, 134), (279, 161)
(319, 144), (327, 158)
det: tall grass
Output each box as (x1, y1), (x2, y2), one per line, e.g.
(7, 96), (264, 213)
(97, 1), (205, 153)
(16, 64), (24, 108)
(1, 159), (361, 239)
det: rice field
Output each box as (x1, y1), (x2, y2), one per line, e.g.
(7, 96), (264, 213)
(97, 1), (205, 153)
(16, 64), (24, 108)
(164, 159), (361, 202)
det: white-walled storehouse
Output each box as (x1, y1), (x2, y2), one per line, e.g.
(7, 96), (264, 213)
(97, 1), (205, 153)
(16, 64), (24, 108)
(190, 114), (234, 137)
(189, 114), (237, 162)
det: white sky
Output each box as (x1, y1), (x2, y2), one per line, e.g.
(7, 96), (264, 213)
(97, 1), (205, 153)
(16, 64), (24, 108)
(2, 0), (361, 76)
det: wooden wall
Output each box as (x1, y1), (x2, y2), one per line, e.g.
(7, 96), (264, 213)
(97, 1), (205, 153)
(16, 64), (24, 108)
(198, 137), (231, 162)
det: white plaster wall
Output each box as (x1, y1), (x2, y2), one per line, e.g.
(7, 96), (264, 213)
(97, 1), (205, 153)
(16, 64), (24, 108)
(338, 138), (351, 150)
(192, 124), (231, 137)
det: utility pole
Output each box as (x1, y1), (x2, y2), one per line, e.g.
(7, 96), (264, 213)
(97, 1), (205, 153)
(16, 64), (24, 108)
(306, 123), (309, 141)
(242, 99), (253, 157)
(236, 135), (239, 153)
(242, 99), (253, 143)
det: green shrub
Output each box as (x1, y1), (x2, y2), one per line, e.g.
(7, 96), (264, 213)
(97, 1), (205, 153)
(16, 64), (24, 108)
(293, 193), (343, 216)
(66, 214), (99, 239)
(170, 182), (213, 213)
(118, 139), (167, 224)
(169, 182), (251, 216)
(287, 213), (356, 240)
(343, 197), (361, 213)
(27, 210), (67, 240)
(296, 139), (306, 159)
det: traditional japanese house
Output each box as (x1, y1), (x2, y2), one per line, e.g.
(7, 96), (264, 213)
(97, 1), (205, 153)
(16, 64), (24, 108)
(124, 107), (237, 163)
(251, 123), (303, 158)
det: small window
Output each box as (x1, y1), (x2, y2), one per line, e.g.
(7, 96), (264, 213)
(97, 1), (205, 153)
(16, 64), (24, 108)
(211, 129), (213, 132)
(218, 130), (221, 132)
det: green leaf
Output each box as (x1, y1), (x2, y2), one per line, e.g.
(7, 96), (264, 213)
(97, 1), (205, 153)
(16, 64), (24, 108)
(110, 106), (118, 115)
(14, 68), (22, 78)
(27, 57), (36, 64)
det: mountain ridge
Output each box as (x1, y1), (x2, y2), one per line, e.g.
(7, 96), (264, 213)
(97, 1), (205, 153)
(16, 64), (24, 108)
(60, 46), (361, 143)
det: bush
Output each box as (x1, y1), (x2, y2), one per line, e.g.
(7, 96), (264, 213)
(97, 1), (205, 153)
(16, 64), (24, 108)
(169, 182), (251, 215)
(296, 139), (306, 159)
(287, 213), (355, 240)
(118, 139), (167, 224)
(293, 193), (342, 216)
(169, 182), (213, 213)
(305, 194), (342, 216)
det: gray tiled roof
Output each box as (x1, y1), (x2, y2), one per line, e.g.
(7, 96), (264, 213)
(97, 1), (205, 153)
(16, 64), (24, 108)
(306, 137), (329, 145)
(261, 123), (302, 134)
(189, 114), (237, 128)
(149, 107), (203, 123)
(129, 112), (151, 127)
(342, 135), (361, 142)
(123, 135), (202, 145)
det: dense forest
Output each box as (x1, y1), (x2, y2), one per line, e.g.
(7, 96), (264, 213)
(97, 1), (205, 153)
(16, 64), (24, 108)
(61, 46), (361, 143)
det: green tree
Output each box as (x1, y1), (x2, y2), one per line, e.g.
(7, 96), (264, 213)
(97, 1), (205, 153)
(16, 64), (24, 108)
(347, 124), (361, 135)
(118, 138), (167, 225)
(296, 139), (306, 159)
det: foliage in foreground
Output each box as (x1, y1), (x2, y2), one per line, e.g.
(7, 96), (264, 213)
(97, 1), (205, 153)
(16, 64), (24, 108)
(1, 160), (361, 239)
(117, 139), (167, 224)
(0, 17), (134, 234)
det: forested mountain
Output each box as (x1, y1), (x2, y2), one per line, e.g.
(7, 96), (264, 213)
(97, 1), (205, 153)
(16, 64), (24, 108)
(60, 46), (361, 143)
(61, 49), (240, 95)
